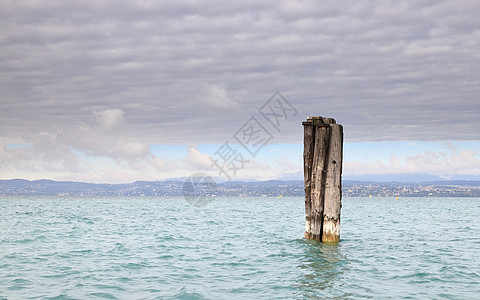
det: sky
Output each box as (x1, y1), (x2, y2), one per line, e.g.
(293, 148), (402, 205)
(1, 0), (480, 183)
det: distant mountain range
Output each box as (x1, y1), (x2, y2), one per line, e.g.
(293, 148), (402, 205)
(2, 177), (480, 197)
(0, 179), (303, 197)
(278, 172), (480, 183)
(343, 173), (447, 182)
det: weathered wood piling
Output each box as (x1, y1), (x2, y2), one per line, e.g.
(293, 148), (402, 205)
(302, 116), (343, 243)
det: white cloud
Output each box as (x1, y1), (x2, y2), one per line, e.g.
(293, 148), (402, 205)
(197, 83), (238, 111)
(64, 108), (152, 160)
(0, 108), (170, 182)
(344, 146), (480, 176)
(94, 108), (125, 130)
(181, 145), (214, 170)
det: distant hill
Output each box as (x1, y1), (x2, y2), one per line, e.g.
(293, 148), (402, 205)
(2, 178), (480, 197)
(0, 179), (303, 197)
(276, 172), (479, 183)
(343, 173), (447, 182)
(447, 174), (480, 181)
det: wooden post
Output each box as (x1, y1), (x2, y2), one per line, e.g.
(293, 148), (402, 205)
(310, 124), (329, 241)
(303, 120), (314, 240)
(302, 117), (343, 244)
(322, 124), (343, 243)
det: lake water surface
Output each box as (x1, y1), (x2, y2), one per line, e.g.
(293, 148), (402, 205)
(1, 196), (479, 299)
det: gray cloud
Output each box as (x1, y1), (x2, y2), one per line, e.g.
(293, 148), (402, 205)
(1, 0), (480, 174)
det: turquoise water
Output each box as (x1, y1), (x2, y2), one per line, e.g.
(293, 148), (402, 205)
(1, 196), (479, 299)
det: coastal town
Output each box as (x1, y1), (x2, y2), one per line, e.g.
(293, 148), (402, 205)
(2, 179), (480, 198)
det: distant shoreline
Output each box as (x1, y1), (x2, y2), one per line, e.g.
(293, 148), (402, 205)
(2, 179), (480, 197)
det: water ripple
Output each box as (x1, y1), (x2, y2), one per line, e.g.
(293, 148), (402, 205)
(0, 196), (479, 299)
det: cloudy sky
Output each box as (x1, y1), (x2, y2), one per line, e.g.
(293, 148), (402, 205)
(1, 0), (480, 183)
